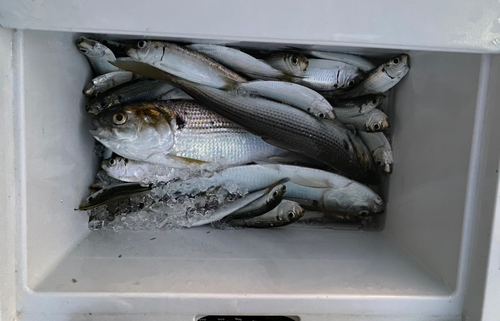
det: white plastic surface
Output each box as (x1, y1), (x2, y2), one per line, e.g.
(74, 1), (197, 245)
(1, 29), (500, 321)
(2, 0), (500, 53)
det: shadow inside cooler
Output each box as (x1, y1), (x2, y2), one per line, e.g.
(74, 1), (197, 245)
(22, 30), (478, 297)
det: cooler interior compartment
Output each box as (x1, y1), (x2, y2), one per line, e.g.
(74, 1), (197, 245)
(9, 29), (496, 321)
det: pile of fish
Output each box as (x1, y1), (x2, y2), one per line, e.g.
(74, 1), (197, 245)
(75, 37), (409, 230)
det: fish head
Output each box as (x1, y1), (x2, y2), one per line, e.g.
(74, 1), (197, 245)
(280, 53), (309, 76)
(90, 103), (175, 161)
(76, 37), (112, 58)
(384, 54), (410, 79)
(360, 94), (385, 113)
(86, 95), (117, 115)
(372, 146), (394, 174)
(101, 156), (128, 179)
(127, 40), (163, 62)
(365, 110), (390, 132)
(337, 67), (365, 90)
(276, 201), (305, 223)
(322, 184), (385, 216)
(267, 184), (287, 204)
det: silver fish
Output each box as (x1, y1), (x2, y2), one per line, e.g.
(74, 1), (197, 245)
(91, 100), (285, 166)
(77, 182), (151, 210)
(337, 108), (389, 132)
(188, 181), (287, 227)
(86, 78), (176, 114)
(264, 52), (309, 77)
(329, 94), (385, 118)
(358, 131), (393, 174)
(76, 37), (120, 75)
(187, 44), (286, 79)
(339, 54), (410, 98)
(127, 40), (247, 88)
(290, 59), (365, 91)
(83, 71), (142, 96)
(171, 164), (385, 216)
(110, 60), (379, 183)
(238, 80), (335, 119)
(303, 50), (376, 72)
(226, 200), (304, 228)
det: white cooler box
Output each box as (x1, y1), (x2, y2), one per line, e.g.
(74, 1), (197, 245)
(1, 1), (500, 320)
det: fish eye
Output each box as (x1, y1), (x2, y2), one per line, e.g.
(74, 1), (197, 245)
(137, 40), (147, 49)
(99, 101), (107, 108)
(359, 210), (369, 216)
(79, 48), (88, 54)
(319, 113), (325, 118)
(371, 99), (378, 105)
(291, 56), (299, 66)
(272, 190), (279, 197)
(109, 158), (117, 166)
(287, 212), (295, 219)
(333, 84), (339, 89)
(373, 123), (381, 130)
(348, 80), (355, 87)
(113, 112), (127, 125)
(392, 58), (400, 64)
(88, 196), (93, 201)
(376, 161), (382, 166)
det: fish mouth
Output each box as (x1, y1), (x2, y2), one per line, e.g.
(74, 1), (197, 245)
(89, 117), (108, 138)
(126, 48), (139, 60)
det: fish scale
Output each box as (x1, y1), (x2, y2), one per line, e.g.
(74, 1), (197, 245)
(153, 100), (284, 163)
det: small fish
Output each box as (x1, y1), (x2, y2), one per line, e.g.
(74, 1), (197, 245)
(83, 71), (142, 97)
(337, 108), (389, 132)
(329, 94), (385, 118)
(302, 50), (376, 72)
(91, 100), (285, 166)
(86, 78), (175, 114)
(339, 54), (410, 97)
(77, 182), (151, 210)
(220, 182), (287, 222)
(127, 40), (247, 89)
(109, 59), (379, 184)
(264, 52), (309, 77)
(188, 180), (287, 227)
(187, 44), (288, 79)
(290, 59), (365, 91)
(358, 131), (393, 174)
(227, 200), (305, 228)
(76, 37), (120, 75)
(238, 80), (335, 119)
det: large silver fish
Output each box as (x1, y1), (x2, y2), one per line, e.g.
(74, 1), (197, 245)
(127, 40), (247, 88)
(338, 54), (410, 98)
(110, 60), (379, 184)
(187, 44), (288, 79)
(170, 164), (385, 216)
(290, 59), (365, 91)
(76, 38), (120, 75)
(86, 78), (176, 114)
(91, 100), (285, 166)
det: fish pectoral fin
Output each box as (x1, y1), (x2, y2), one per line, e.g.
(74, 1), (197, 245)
(344, 123), (357, 135)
